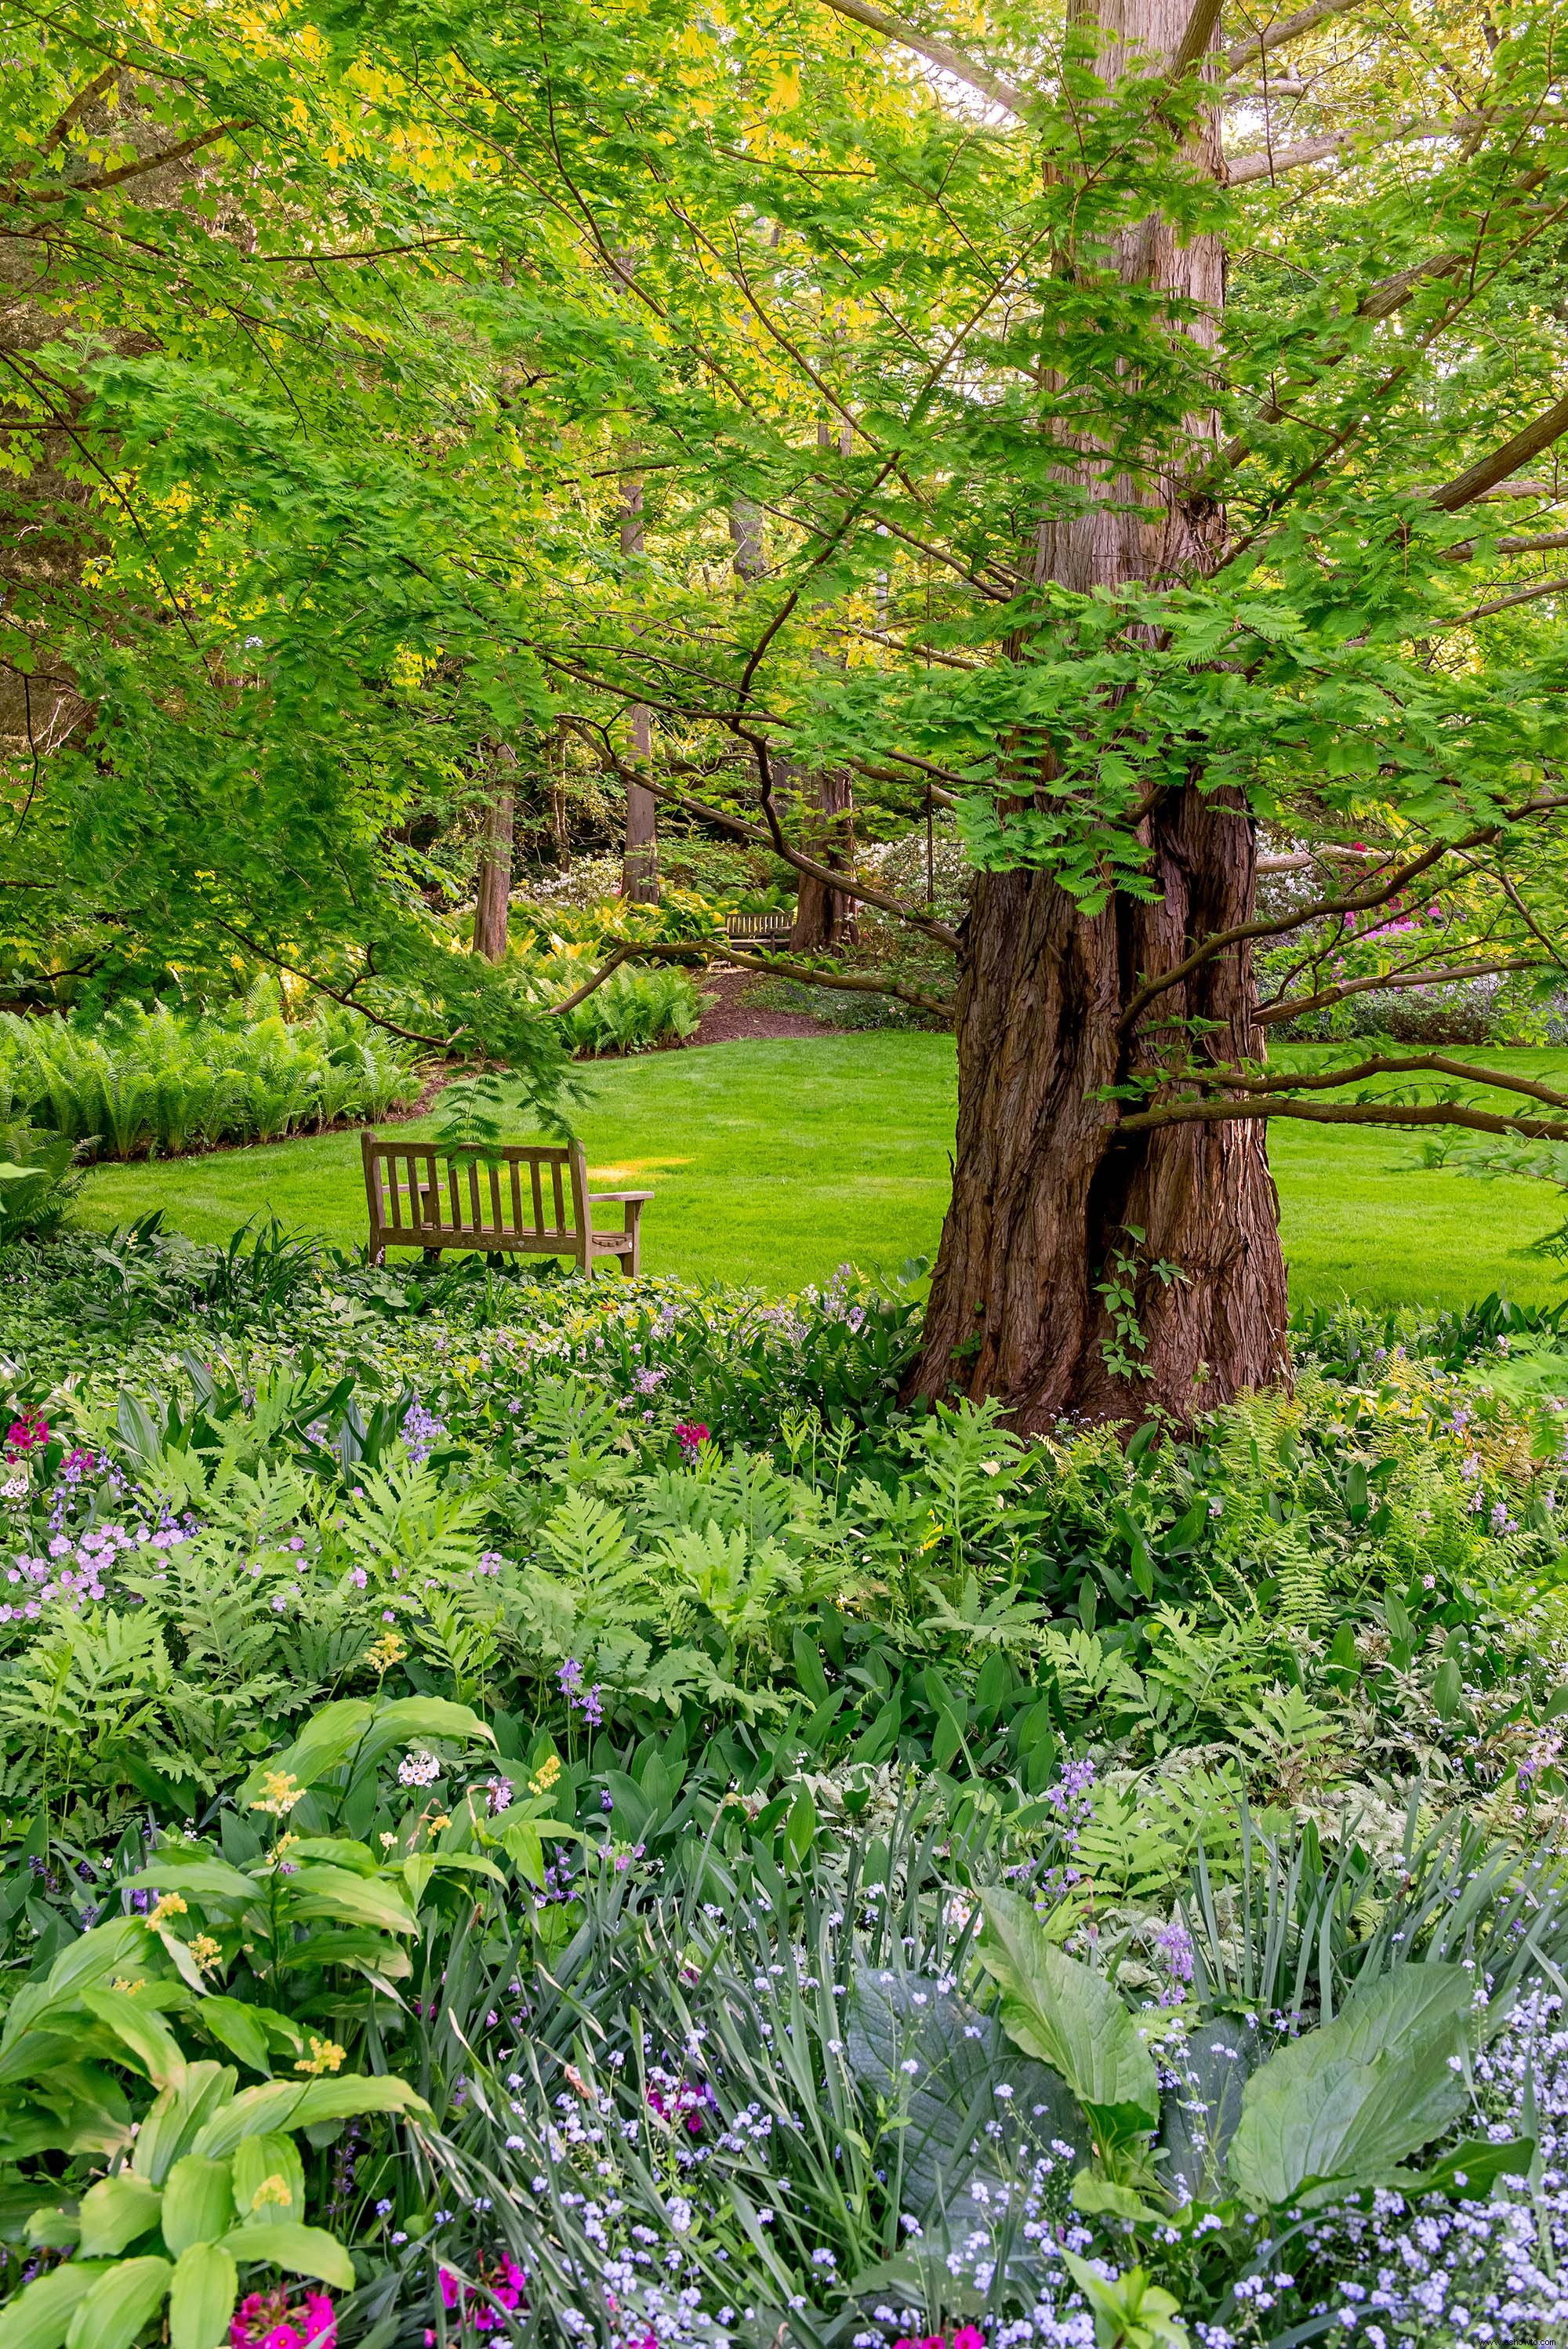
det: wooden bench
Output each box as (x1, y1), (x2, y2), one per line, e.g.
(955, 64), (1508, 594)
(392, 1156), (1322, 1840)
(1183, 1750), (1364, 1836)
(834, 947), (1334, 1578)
(361, 1131), (652, 1275)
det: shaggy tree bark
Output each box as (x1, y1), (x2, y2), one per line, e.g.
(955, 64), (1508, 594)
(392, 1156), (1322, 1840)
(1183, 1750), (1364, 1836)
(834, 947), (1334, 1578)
(907, 0), (1290, 1428)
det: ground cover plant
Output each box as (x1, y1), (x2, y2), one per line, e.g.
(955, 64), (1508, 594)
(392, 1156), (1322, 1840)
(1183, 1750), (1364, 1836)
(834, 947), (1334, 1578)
(2, 1233), (1568, 2345)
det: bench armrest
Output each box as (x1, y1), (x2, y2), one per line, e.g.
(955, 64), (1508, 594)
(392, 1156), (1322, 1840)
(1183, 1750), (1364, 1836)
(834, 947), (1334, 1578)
(590, 1189), (655, 1203)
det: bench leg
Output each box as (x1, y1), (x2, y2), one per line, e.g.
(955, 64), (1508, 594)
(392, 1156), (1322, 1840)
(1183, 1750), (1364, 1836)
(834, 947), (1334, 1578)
(622, 1200), (643, 1278)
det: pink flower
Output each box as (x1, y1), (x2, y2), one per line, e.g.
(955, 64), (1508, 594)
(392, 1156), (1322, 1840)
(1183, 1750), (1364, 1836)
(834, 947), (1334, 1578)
(674, 1421), (710, 1462)
(437, 2253), (528, 2329)
(5, 1411), (47, 1460)
(953, 2329), (986, 2349)
(230, 2292), (335, 2349)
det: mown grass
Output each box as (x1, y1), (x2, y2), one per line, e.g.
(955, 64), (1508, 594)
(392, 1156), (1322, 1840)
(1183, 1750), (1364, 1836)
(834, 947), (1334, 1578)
(71, 1033), (1568, 1309)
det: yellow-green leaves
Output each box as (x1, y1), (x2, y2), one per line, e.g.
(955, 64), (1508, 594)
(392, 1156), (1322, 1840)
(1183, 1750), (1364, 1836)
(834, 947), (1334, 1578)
(63, 2259), (173, 2349)
(167, 2245), (238, 2349)
(76, 2175), (163, 2257)
(161, 2158), (237, 2256)
(0, 2264), (109, 2349)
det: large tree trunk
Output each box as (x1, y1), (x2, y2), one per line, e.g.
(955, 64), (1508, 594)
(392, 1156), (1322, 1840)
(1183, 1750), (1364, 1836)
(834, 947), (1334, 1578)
(790, 770), (858, 951)
(908, 0), (1289, 1428)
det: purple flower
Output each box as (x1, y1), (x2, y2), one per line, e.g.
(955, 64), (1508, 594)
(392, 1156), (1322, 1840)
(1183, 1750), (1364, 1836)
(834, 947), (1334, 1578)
(400, 1401), (446, 1465)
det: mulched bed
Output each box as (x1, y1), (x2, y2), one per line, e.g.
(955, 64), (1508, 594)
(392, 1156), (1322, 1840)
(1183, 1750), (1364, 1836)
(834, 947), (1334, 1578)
(690, 966), (840, 1046)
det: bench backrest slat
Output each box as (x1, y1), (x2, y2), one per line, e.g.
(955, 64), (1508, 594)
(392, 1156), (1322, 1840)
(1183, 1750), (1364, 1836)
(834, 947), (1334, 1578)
(361, 1129), (593, 1258)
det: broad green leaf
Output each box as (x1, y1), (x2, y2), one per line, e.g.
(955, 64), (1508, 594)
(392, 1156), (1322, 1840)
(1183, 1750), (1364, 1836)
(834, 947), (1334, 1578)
(169, 2244), (238, 2349)
(196, 1999), (272, 2075)
(80, 1990), (189, 2092)
(233, 2133), (305, 2225)
(287, 2075), (430, 2129)
(191, 2082), (307, 2157)
(132, 2066), (239, 2186)
(0, 2267), (111, 2349)
(220, 2222), (354, 2289)
(161, 2157), (237, 2254)
(118, 1862), (257, 1906)
(77, 2173), (163, 2256)
(975, 1890), (1159, 2146)
(191, 2071), (428, 2158)
(283, 1864), (417, 1935)
(347, 1697), (495, 1772)
(1392, 2135), (1535, 2198)
(2, 1922), (147, 2052)
(1228, 1965), (1474, 2206)
(63, 2258), (172, 2349)
(234, 1701), (373, 1807)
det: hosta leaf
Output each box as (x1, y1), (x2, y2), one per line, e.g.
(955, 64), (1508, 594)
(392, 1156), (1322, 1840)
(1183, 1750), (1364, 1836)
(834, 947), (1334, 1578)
(80, 1989), (189, 2092)
(975, 1890), (1158, 2145)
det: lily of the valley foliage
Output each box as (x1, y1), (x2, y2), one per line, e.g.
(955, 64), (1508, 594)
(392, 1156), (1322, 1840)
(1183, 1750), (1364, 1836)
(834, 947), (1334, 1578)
(8, 0), (1568, 1416)
(0, 1236), (1567, 2344)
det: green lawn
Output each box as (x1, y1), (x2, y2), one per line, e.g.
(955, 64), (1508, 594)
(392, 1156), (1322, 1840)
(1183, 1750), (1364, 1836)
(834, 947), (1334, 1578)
(71, 1034), (1568, 1310)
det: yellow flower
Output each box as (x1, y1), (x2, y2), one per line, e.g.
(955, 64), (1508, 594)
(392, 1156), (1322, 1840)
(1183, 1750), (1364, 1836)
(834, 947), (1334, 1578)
(528, 1753), (562, 1799)
(146, 1893), (188, 1927)
(365, 1631), (408, 1675)
(294, 2035), (347, 2076)
(250, 1770), (305, 1817)
(428, 1812), (451, 1832)
(272, 1832), (300, 1863)
(110, 1977), (144, 1995)
(189, 1933), (223, 1975)
(251, 2174), (294, 2209)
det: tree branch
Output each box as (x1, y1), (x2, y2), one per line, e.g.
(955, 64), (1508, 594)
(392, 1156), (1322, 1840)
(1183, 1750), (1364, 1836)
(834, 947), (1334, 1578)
(1444, 529), (1568, 561)
(1225, 111), (1555, 187)
(810, 0), (1031, 115)
(564, 723), (962, 949)
(1118, 829), (1497, 1033)
(632, 939), (952, 1020)
(1116, 1098), (1568, 1143)
(542, 944), (633, 1016)
(1221, 0), (1368, 72)
(209, 923), (456, 1052)
(1208, 1051), (1568, 1109)
(1440, 574), (1568, 626)
(1429, 390), (1568, 512)
(1171, 0), (1225, 78)
(1254, 957), (1538, 1025)
(21, 120), (254, 204)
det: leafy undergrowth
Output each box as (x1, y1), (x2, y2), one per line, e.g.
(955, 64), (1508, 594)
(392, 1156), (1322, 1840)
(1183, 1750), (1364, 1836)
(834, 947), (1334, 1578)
(2, 1233), (1568, 2348)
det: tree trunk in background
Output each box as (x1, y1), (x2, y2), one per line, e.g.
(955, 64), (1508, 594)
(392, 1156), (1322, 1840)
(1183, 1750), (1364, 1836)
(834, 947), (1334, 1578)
(619, 474), (660, 905)
(472, 746), (515, 962)
(907, 0), (1289, 1429)
(790, 771), (858, 950)
(623, 699), (659, 902)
